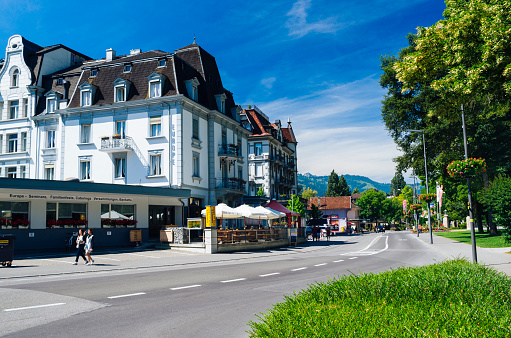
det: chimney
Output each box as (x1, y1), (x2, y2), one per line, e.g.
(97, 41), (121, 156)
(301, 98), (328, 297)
(130, 49), (142, 55)
(106, 48), (116, 61)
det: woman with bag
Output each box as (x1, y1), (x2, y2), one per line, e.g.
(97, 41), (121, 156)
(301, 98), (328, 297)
(73, 229), (87, 265)
(85, 228), (95, 266)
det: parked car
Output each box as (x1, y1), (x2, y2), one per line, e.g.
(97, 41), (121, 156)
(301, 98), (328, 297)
(376, 225), (385, 233)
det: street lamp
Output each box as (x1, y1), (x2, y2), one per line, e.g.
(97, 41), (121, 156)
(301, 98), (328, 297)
(407, 129), (433, 244)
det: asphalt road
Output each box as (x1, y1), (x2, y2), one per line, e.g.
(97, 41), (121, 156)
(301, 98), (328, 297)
(0, 231), (445, 337)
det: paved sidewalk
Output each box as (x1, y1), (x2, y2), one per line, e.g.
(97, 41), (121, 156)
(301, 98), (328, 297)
(411, 231), (511, 276)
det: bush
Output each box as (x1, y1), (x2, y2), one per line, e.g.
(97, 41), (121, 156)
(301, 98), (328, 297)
(248, 260), (511, 337)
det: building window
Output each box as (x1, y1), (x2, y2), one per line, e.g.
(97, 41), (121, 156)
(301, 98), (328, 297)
(21, 132), (27, 151)
(57, 78), (63, 85)
(45, 165), (55, 180)
(150, 116), (161, 137)
(90, 69), (98, 77)
(47, 98), (56, 113)
(7, 167), (17, 178)
(80, 160), (91, 180)
(124, 64), (132, 73)
(255, 163), (263, 177)
(150, 154), (161, 176)
(46, 202), (87, 228)
(101, 204), (135, 228)
(47, 130), (56, 148)
(81, 124), (91, 143)
(158, 59), (166, 67)
(255, 143), (262, 156)
(8, 134), (17, 153)
(115, 157), (126, 178)
(10, 100), (19, 119)
(192, 118), (199, 140)
(20, 166), (26, 178)
(193, 152), (200, 177)
(115, 86), (125, 102)
(0, 201), (29, 228)
(81, 90), (91, 106)
(0, 135), (3, 154)
(23, 98), (28, 118)
(0, 102), (3, 120)
(115, 120), (126, 138)
(149, 81), (161, 98)
(11, 69), (19, 87)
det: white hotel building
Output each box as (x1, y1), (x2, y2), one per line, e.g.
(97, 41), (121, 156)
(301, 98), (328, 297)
(0, 35), (262, 249)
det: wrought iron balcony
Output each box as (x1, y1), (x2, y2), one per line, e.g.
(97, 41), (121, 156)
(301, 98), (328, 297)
(100, 136), (134, 153)
(216, 178), (246, 192)
(218, 144), (241, 158)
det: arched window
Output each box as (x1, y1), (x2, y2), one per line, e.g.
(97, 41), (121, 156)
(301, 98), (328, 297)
(11, 68), (19, 87)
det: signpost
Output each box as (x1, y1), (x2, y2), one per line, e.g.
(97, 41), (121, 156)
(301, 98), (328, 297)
(205, 206), (216, 228)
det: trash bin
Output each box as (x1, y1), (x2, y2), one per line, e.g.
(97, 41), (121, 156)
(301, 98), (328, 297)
(0, 234), (15, 267)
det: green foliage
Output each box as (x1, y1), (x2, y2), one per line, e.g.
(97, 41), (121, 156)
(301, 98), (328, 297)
(338, 175), (351, 196)
(287, 195), (305, 217)
(390, 171), (406, 196)
(299, 173), (391, 196)
(256, 186), (266, 197)
(381, 197), (402, 225)
(325, 170), (340, 197)
(300, 187), (317, 200)
(479, 175), (511, 241)
(357, 189), (387, 221)
(248, 260), (511, 337)
(309, 203), (323, 220)
(436, 230), (509, 248)
(352, 187), (359, 194)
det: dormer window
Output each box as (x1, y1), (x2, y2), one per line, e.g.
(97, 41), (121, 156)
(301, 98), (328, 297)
(184, 77), (200, 102)
(11, 68), (19, 87)
(124, 64), (132, 73)
(215, 93), (227, 113)
(90, 69), (98, 77)
(45, 91), (61, 113)
(78, 82), (97, 107)
(57, 78), (63, 85)
(158, 59), (166, 67)
(147, 73), (166, 98)
(113, 78), (131, 103)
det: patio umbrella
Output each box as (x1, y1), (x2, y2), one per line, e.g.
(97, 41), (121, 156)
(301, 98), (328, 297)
(253, 206), (283, 228)
(262, 207), (286, 219)
(234, 204), (268, 228)
(201, 203), (241, 229)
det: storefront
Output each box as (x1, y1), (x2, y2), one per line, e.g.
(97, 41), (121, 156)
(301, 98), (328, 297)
(0, 178), (190, 251)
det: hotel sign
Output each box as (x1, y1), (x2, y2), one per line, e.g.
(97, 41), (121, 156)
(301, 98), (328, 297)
(2, 193), (133, 202)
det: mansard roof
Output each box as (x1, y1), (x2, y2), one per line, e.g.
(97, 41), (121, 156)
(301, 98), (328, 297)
(243, 108), (297, 144)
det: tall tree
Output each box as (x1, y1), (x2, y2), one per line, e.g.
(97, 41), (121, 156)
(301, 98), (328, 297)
(309, 202), (323, 220)
(338, 175), (351, 196)
(287, 194), (305, 217)
(301, 187), (318, 200)
(357, 189), (387, 226)
(390, 172), (406, 196)
(325, 170), (340, 197)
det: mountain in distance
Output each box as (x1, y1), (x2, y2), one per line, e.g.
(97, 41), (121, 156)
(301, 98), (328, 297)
(298, 173), (391, 196)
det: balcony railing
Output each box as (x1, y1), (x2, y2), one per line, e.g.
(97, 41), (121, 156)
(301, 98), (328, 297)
(216, 178), (246, 192)
(100, 136), (133, 152)
(218, 144), (241, 157)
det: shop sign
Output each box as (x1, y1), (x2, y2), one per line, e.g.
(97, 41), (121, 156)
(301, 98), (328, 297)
(2, 193), (133, 202)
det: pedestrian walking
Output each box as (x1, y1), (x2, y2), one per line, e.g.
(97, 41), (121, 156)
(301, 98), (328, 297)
(326, 226), (331, 241)
(73, 229), (87, 265)
(85, 228), (95, 265)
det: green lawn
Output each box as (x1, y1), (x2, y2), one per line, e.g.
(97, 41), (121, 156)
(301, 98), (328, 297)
(248, 260), (511, 337)
(435, 230), (511, 248)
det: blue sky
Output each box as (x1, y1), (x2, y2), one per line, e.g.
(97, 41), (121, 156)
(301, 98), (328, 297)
(0, 0), (446, 183)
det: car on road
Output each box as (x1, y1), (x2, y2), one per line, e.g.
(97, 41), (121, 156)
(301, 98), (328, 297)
(376, 225), (385, 233)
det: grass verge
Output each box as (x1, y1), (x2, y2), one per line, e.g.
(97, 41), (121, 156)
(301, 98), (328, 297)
(248, 260), (511, 337)
(435, 230), (510, 248)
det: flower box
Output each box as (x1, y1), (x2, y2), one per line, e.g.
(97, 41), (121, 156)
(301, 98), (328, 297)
(447, 158), (487, 178)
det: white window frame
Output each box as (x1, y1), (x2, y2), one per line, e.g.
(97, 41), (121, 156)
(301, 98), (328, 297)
(80, 124), (91, 143)
(7, 166), (17, 178)
(115, 120), (126, 138)
(149, 116), (161, 137)
(47, 98), (56, 113)
(114, 157), (126, 179)
(255, 143), (263, 156)
(192, 118), (199, 140)
(80, 159), (91, 180)
(45, 164), (55, 180)
(20, 165), (26, 178)
(193, 152), (200, 178)
(9, 100), (19, 119)
(123, 64), (132, 73)
(20, 132), (27, 151)
(8, 133), (18, 153)
(81, 90), (91, 107)
(149, 80), (161, 98)
(158, 59), (166, 67)
(47, 130), (56, 148)
(11, 68), (19, 87)
(115, 85), (126, 102)
(149, 153), (162, 176)
(255, 163), (263, 177)
(23, 98), (28, 118)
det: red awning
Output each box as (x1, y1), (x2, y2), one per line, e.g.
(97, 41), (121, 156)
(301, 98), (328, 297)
(264, 200), (301, 217)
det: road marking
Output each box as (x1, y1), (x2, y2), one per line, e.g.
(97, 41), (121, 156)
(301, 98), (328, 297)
(349, 257), (358, 259)
(333, 259), (344, 263)
(220, 278), (246, 283)
(291, 267), (307, 271)
(41, 259), (74, 264)
(170, 285), (202, 291)
(125, 253), (160, 258)
(314, 263), (327, 267)
(259, 272), (280, 277)
(107, 292), (146, 299)
(342, 235), (389, 256)
(4, 303), (66, 312)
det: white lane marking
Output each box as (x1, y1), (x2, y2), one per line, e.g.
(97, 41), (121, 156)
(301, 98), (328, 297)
(220, 278), (246, 283)
(125, 253), (159, 258)
(342, 235), (389, 256)
(99, 257), (121, 261)
(314, 263), (327, 267)
(170, 251), (199, 256)
(4, 302), (66, 312)
(259, 272), (280, 277)
(107, 292), (146, 299)
(333, 259), (344, 263)
(291, 267), (307, 271)
(349, 257), (358, 260)
(170, 284), (202, 291)
(41, 259), (74, 264)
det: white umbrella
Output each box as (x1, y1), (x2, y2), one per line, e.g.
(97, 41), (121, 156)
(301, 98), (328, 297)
(254, 206), (282, 220)
(201, 203), (242, 219)
(262, 207), (286, 219)
(234, 204), (267, 219)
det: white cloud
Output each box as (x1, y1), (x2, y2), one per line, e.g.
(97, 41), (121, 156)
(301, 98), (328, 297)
(256, 77), (402, 183)
(261, 76), (276, 89)
(286, 0), (341, 38)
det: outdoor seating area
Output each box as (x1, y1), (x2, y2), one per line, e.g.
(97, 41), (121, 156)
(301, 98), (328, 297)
(217, 228), (287, 244)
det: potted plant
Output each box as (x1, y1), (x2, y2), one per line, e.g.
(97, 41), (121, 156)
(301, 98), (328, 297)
(446, 158), (487, 178)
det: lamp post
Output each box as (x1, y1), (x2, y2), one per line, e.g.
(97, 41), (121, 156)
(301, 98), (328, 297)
(461, 104), (477, 263)
(407, 129), (433, 244)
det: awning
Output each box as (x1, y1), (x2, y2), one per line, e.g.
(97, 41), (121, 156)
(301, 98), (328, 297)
(264, 200), (300, 217)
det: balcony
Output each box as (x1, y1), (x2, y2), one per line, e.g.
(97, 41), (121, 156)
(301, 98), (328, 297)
(100, 136), (133, 153)
(215, 178), (246, 194)
(218, 144), (241, 158)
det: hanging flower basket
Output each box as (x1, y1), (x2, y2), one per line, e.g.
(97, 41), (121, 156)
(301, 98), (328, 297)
(409, 204), (422, 213)
(419, 193), (436, 203)
(446, 158), (487, 178)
